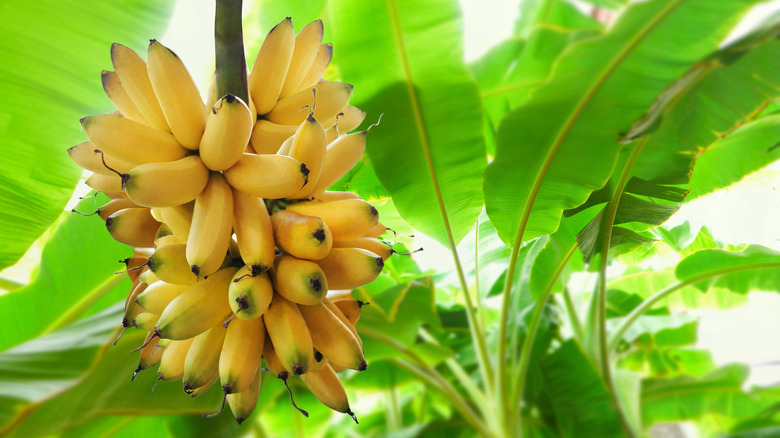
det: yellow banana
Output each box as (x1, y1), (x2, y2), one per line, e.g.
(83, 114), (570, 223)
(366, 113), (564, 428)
(334, 105), (366, 134)
(68, 141), (134, 176)
(147, 40), (207, 150)
(232, 190), (275, 274)
(300, 364), (357, 422)
(100, 70), (148, 125)
(279, 20), (324, 98)
(134, 312), (160, 331)
(249, 120), (297, 154)
(185, 376), (218, 398)
(271, 210), (332, 261)
(122, 281), (148, 327)
(333, 237), (392, 261)
(310, 348), (329, 373)
(273, 254), (328, 305)
(297, 302), (365, 371)
(223, 153), (308, 199)
(155, 222), (174, 240)
(311, 131), (366, 195)
(138, 268), (160, 285)
(316, 248), (384, 290)
(295, 43), (332, 93)
(285, 198), (378, 241)
(187, 172), (233, 278)
(322, 297), (360, 341)
(86, 173), (124, 194)
(154, 234), (182, 249)
(136, 281), (190, 314)
(329, 296), (364, 325)
(219, 316), (265, 394)
(364, 222), (387, 238)
(228, 266), (273, 320)
(96, 197), (138, 220)
(133, 331), (163, 381)
(157, 337), (195, 382)
(264, 293), (313, 375)
(262, 333), (288, 380)
(324, 124), (339, 144)
(81, 114), (186, 166)
(147, 243), (198, 285)
(276, 135), (294, 156)
(248, 18), (294, 115)
(226, 367), (261, 425)
(124, 156), (209, 208)
(157, 203), (194, 240)
(183, 323), (228, 393)
(105, 207), (159, 247)
(266, 81), (353, 125)
(200, 94), (253, 171)
(156, 266), (238, 340)
(111, 43), (169, 132)
(286, 115), (326, 199)
(311, 191), (360, 202)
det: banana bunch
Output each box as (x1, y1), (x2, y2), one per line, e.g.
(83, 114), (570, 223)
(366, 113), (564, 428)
(69, 18), (404, 426)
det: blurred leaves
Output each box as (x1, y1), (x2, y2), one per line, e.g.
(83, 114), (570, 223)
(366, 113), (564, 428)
(0, 0), (174, 270)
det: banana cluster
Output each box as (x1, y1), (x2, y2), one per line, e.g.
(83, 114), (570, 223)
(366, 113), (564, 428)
(68, 18), (393, 424)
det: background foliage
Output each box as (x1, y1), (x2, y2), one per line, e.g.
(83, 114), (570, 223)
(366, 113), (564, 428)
(0, 0), (778, 437)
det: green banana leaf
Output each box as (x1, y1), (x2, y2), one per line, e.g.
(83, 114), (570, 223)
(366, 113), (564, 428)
(0, 0), (174, 271)
(329, 0), (487, 247)
(483, 0), (761, 246)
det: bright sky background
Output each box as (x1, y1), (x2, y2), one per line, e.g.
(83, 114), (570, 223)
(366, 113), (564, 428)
(4, 0), (780, 408)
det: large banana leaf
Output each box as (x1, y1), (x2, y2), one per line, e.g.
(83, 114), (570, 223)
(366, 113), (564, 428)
(483, 0), (761, 246)
(328, 0), (487, 247)
(0, 0), (174, 271)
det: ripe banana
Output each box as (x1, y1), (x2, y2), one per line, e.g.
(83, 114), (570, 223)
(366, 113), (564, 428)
(334, 105), (366, 133)
(219, 316), (265, 394)
(311, 191), (360, 202)
(68, 141), (134, 176)
(364, 222), (387, 238)
(273, 254), (328, 305)
(322, 297), (360, 340)
(185, 376), (218, 398)
(300, 364), (357, 422)
(310, 131), (366, 195)
(133, 331), (163, 380)
(266, 81), (353, 125)
(183, 323), (228, 393)
(263, 293), (313, 375)
(157, 203), (194, 240)
(157, 337), (195, 382)
(333, 237), (392, 260)
(138, 268), (161, 285)
(223, 153), (308, 199)
(295, 43), (332, 93)
(316, 248), (384, 290)
(147, 243), (198, 286)
(284, 199), (378, 241)
(96, 197), (138, 220)
(86, 172), (124, 194)
(136, 281), (190, 314)
(248, 18), (294, 115)
(232, 190), (275, 274)
(154, 234), (182, 249)
(286, 115), (326, 199)
(279, 20), (324, 98)
(276, 136), (294, 156)
(297, 302), (365, 371)
(187, 172), (233, 278)
(81, 114), (185, 166)
(134, 312), (160, 331)
(111, 42), (170, 132)
(147, 40), (207, 150)
(271, 210), (332, 261)
(123, 281), (148, 327)
(105, 207), (159, 247)
(226, 367), (261, 425)
(200, 94), (253, 171)
(156, 266), (238, 340)
(100, 70), (148, 125)
(329, 296), (364, 325)
(249, 120), (298, 154)
(310, 348), (329, 373)
(124, 156), (209, 208)
(262, 333), (288, 380)
(228, 266), (273, 320)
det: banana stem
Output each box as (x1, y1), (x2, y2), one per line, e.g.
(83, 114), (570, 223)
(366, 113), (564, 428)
(214, 0), (248, 103)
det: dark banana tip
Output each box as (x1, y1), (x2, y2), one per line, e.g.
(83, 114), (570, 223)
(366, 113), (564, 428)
(312, 228), (326, 243)
(190, 265), (200, 277)
(293, 364), (304, 375)
(358, 361), (367, 372)
(375, 257), (384, 268)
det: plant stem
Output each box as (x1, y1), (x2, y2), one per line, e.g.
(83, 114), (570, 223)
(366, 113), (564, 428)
(562, 286), (585, 342)
(510, 244), (577, 435)
(214, 0), (248, 102)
